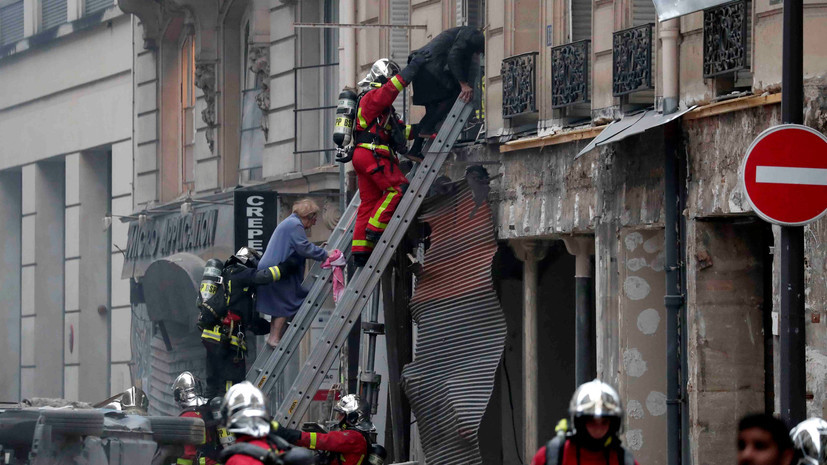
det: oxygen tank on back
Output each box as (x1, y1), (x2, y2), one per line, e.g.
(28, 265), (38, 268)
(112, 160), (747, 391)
(333, 88), (358, 148)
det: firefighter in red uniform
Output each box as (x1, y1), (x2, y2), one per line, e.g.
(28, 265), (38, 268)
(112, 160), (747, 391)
(349, 55), (429, 267)
(272, 394), (382, 465)
(218, 382), (315, 465)
(172, 372), (220, 465)
(531, 380), (639, 465)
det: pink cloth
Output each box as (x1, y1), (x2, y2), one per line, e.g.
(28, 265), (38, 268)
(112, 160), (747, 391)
(321, 249), (347, 304)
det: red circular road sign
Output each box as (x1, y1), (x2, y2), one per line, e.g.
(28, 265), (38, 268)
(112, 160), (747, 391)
(740, 124), (827, 226)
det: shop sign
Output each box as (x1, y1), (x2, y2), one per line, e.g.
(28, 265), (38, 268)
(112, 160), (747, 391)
(125, 209), (219, 260)
(234, 191), (279, 252)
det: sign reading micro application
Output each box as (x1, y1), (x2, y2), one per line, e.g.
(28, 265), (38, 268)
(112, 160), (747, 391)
(740, 124), (827, 226)
(234, 191), (278, 252)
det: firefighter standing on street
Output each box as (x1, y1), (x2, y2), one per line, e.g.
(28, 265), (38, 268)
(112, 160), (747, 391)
(348, 54), (429, 267)
(198, 247), (298, 399)
(531, 379), (639, 465)
(172, 371), (220, 465)
(272, 394), (382, 465)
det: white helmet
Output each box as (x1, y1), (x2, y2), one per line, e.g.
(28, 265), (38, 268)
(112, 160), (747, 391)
(220, 382), (271, 437)
(357, 59), (400, 89)
(172, 371), (207, 409)
(569, 379), (623, 436)
(334, 394), (369, 429)
(791, 418), (827, 465)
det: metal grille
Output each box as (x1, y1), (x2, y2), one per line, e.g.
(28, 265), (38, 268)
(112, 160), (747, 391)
(41, 0), (67, 30)
(501, 51), (538, 118)
(85, 0), (113, 14)
(0, 1), (23, 45)
(551, 40), (590, 108)
(401, 181), (506, 465)
(703, 0), (747, 77)
(613, 24), (654, 96)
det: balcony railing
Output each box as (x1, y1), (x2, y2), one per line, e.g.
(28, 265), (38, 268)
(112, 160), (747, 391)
(551, 40), (590, 108)
(703, 0), (748, 77)
(501, 52), (538, 118)
(613, 24), (654, 96)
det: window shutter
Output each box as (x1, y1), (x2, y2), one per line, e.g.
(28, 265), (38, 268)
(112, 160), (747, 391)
(42, 0), (67, 30)
(633, 0), (657, 26)
(0, 1), (24, 45)
(85, 0), (113, 15)
(571, 0), (591, 42)
(389, 0), (409, 63)
(457, 0), (484, 28)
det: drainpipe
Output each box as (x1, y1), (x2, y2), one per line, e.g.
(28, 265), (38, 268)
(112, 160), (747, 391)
(563, 237), (595, 386)
(661, 17), (684, 465)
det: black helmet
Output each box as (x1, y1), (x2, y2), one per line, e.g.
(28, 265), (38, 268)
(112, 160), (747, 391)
(229, 247), (262, 268)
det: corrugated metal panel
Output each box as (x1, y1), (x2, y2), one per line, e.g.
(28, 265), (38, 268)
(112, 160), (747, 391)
(633, 0), (657, 26)
(571, 0), (591, 42)
(42, 0), (67, 30)
(401, 182), (506, 465)
(85, 0), (113, 15)
(0, 1), (24, 46)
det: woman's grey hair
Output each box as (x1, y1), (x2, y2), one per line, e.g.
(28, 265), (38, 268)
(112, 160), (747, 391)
(292, 198), (321, 219)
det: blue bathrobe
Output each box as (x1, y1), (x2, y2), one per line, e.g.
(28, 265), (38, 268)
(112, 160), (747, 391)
(256, 213), (328, 318)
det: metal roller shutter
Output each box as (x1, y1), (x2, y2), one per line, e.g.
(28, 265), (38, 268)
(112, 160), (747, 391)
(571, 0), (591, 42)
(0, 1), (24, 45)
(633, 0), (657, 26)
(85, 0), (113, 14)
(41, 0), (67, 30)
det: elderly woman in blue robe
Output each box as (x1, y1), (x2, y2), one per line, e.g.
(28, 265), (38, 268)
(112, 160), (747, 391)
(257, 198), (329, 347)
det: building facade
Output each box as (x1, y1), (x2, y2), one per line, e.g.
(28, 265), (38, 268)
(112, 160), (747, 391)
(0, 0), (133, 403)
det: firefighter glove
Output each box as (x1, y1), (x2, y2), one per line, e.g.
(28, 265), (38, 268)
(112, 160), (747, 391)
(271, 421), (302, 444)
(399, 50), (430, 84)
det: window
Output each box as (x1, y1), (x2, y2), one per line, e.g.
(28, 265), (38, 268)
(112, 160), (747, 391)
(0, 1), (23, 46)
(181, 35), (195, 193)
(85, 0), (113, 15)
(552, 0), (591, 123)
(41, 0), (67, 30)
(239, 22), (264, 183)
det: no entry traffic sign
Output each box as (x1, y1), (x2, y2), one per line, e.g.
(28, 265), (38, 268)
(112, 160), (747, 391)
(740, 124), (827, 226)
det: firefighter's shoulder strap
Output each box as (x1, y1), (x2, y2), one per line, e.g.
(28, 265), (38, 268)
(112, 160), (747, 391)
(545, 436), (566, 465)
(219, 442), (278, 465)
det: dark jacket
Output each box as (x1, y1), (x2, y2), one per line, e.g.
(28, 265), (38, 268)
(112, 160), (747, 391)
(410, 26), (484, 91)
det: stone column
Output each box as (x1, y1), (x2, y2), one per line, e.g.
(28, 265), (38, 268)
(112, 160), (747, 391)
(0, 171), (22, 401)
(563, 236), (595, 386)
(511, 239), (548, 461)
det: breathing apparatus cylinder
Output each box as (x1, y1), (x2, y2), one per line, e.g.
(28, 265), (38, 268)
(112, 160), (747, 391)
(200, 259), (224, 302)
(333, 88), (358, 148)
(366, 444), (387, 465)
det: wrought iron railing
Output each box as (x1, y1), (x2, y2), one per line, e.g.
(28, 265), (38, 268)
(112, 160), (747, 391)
(703, 0), (748, 77)
(613, 24), (654, 96)
(551, 40), (590, 108)
(501, 52), (538, 118)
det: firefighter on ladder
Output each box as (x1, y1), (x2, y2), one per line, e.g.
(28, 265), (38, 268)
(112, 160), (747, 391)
(347, 54), (430, 267)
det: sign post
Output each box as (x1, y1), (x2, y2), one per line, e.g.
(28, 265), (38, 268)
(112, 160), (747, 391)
(234, 191), (279, 253)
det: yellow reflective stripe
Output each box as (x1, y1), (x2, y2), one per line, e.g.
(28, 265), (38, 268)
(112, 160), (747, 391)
(370, 189), (397, 227)
(405, 125), (411, 139)
(309, 432), (318, 450)
(357, 107), (367, 129)
(357, 143), (391, 152)
(368, 217), (388, 229)
(199, 458), (206, 465)
(390, 76), (403, 92)
(352, 240), (375, 247)
(269, 266), (281, 281)
(226, 280), (231, 305)
(354, 455), (364, 465)
(201, 326), (222, 342)
(230, 335), (247, 350)
(177, 459), (193, 465)
(226, 381), (233, 391)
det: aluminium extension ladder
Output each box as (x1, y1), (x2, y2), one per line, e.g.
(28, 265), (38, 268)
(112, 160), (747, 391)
(247, 96), (475, 428)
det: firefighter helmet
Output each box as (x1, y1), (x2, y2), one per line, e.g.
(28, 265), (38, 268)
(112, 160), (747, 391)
(172, 371), (206, 409)
(357, 59), (401, 89)
(791, 418), (827, 465)
(569, 379), (623, 438)
(333, 394), (368, 428)
(220, 381), (271, 437)
(229, 247), (262, 268)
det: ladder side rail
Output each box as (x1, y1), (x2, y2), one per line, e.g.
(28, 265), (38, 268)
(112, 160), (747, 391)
(247, 192), (361, 383)
(274, 98), (473, 427)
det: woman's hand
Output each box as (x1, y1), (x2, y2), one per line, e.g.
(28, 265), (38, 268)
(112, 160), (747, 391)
(459, 82), (473, 102)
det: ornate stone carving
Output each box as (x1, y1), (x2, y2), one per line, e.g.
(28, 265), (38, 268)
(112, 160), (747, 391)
(613, 24), (654, 96)
(194, 62), (217, 152)
(248, 45), (270, 140)
(501, 52), (538, 118)
(551, 40), (590, 108)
